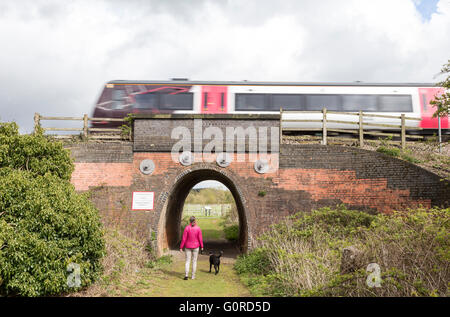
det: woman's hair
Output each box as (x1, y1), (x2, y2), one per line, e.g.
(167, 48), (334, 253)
(189, 216), (196, 225)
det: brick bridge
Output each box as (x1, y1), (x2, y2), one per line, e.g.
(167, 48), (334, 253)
(66, 114), (450, 255)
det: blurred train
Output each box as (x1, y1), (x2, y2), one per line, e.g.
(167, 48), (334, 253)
(91, 79), (448, 134)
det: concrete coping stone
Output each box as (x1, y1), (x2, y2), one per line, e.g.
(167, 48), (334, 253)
(132, 113), (281, 120)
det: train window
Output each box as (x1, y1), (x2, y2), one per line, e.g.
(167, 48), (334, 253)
(305, 95), (341, 111)
(342, 95), (377, 112)
(378, 95), (413, 112)
(160, 93), (193, 110)
(111, 89), (127, 110)
(272, 94), (305, 110)
(133, 93), (158, 109)
(235, 94), (268, 111)
(421, 94), (428, 111)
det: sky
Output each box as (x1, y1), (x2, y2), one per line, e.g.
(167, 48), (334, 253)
(0, 0), (449, 135)
(193, 180), (228, 190)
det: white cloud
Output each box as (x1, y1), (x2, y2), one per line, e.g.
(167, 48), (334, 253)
(0, 0), (449, 132)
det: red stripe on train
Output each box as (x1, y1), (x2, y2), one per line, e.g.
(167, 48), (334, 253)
(419, 88), (448, 129)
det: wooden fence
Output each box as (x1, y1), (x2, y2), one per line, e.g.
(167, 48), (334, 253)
(182, 204), (232, 218)
(35, 109), (424, 148)
(280, 108), (423, 149)
(34, 113), (129, 140)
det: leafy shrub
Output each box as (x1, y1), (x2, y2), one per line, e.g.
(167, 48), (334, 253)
(224, 224), (239, 242)
(0, 122), (105, 296)
(235, 206), (449, 297)
(0, 122), (74, 180)
(0, 169), (105, 296)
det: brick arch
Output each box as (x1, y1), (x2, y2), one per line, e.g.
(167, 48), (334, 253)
(154, 165), (251, 256)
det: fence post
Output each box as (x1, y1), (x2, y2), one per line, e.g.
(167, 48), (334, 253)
(34, 113), (40, 135)
(322, 107), (327, 145)
(438, 113), (442, 153)
(83, 114), (88, 139)
(279, 107), (283, 146)
(359, 110), (364, 147)
(401, 114), (406, 150)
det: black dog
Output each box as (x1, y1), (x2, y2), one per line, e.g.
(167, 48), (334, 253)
(209, 251), (223, 275)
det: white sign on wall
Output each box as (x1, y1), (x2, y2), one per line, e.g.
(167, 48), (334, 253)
(132, 191), (155, 211)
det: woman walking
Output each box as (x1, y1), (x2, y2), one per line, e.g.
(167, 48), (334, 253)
(180, 216), (204, 280)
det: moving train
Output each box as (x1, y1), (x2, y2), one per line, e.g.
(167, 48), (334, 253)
(91, 79), (448, 133)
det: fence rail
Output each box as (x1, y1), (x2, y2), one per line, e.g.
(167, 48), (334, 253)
(34, 113), (129, 140)
(280, 108), (424, 149)
(34, 109), (426, 148)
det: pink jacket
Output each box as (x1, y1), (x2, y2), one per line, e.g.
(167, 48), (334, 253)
(180, 224), (204, 249)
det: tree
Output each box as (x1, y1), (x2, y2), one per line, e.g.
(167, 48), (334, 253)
(0, 122), (105, 296)
(430, 60), (450, 117)
(0, 122), (74, 180)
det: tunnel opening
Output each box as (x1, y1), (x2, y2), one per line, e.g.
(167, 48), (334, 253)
(181, 180), (239, 256)
(159, 169), (248, 256)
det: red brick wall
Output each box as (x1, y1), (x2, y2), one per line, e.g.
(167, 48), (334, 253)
(67, 143), (449, 253)
(71, 162), (133, 191)
(276, 168), (430, 214)
(72, 152), (435, 214)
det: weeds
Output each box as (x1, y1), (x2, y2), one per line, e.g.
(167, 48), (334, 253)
(146, 255), (173, 269)
(235, 206), (449, 297)
(69, 227), (153, 296)
(377, 145), (422, 164)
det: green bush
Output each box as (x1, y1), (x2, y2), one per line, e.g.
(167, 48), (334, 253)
(235, 206), (449, 297)
(0, 122), (74, 180)
(224, 224), (239, 242)
(0, 122), (105, 296)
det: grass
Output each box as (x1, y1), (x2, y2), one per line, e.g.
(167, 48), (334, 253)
(71, 217), (250, 297)
(191, 216), (239, 242)
(195, 217), (226, 240)
(125, 256), (250, 297)
(180, 216), (226, 240)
